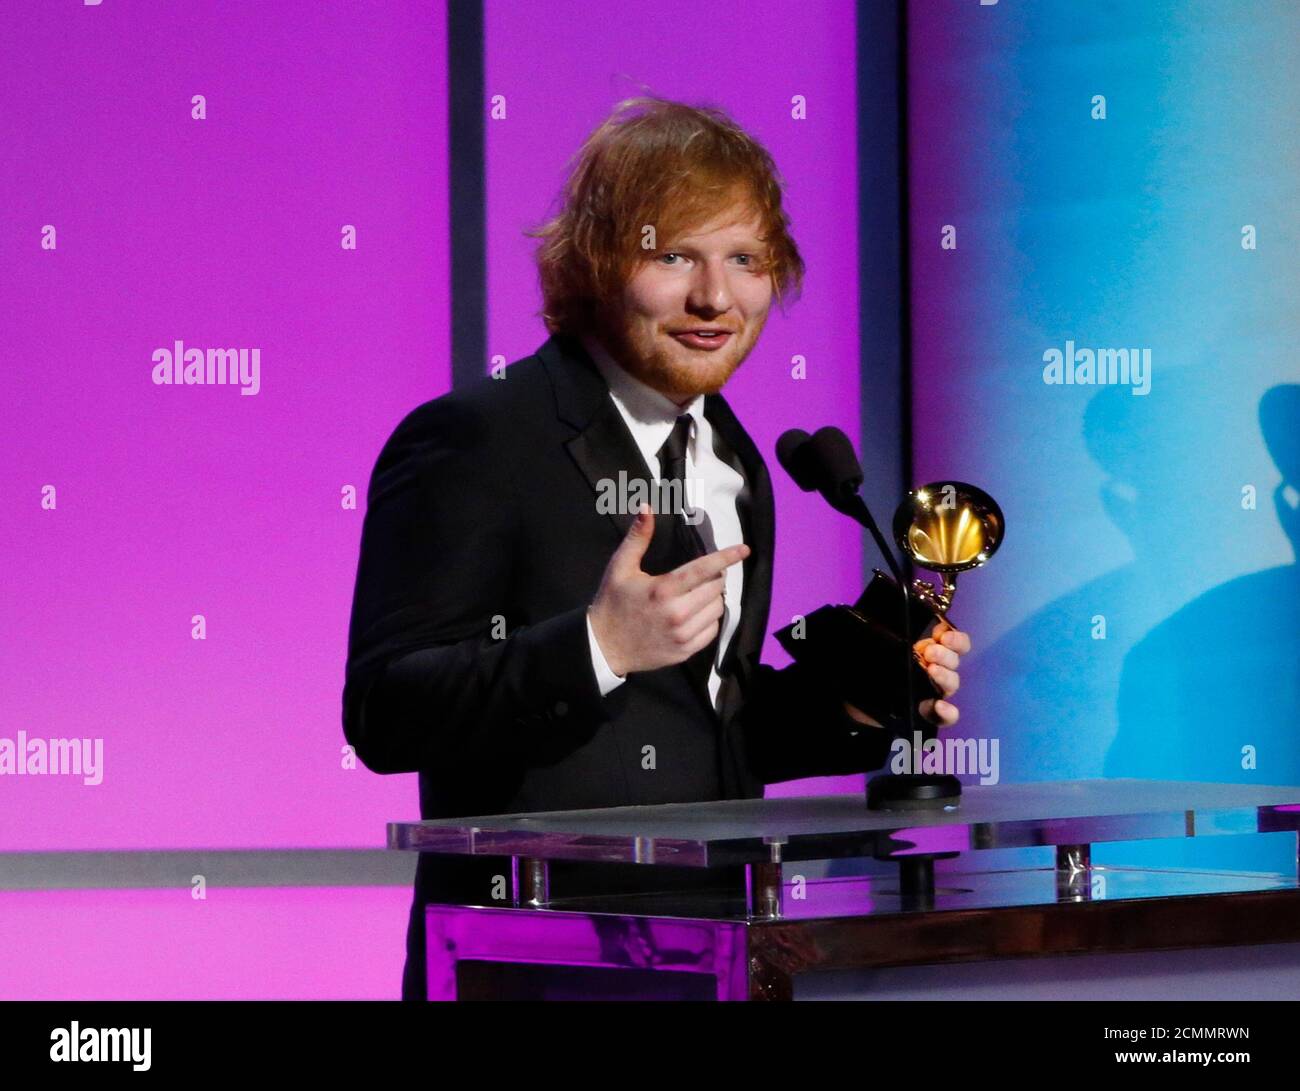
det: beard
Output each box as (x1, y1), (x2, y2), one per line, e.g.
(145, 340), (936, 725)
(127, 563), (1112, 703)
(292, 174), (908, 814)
(593, 311), (764, 404)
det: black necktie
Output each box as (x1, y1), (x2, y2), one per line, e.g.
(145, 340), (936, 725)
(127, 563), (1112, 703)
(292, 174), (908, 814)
(656, 414), (720, 697)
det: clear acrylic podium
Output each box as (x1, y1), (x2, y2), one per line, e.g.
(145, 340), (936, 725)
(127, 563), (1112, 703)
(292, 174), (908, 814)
(388, 781), (1300, 1001)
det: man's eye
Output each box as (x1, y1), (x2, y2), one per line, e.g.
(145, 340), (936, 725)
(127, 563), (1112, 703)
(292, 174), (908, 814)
(658, 253), (758, 265)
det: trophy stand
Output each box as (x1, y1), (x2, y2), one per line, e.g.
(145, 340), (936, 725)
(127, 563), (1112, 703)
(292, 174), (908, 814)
(863, 556), (964, 812)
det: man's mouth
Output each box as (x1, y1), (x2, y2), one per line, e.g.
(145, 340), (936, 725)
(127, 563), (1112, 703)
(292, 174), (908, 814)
(671, 329), (734, 351)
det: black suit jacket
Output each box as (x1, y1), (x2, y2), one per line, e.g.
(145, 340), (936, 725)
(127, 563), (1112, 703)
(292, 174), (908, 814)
(342, 332), (897, 998)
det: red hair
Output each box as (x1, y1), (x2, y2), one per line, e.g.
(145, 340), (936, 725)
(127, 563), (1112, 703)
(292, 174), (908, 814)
(526, 96), (805, 337)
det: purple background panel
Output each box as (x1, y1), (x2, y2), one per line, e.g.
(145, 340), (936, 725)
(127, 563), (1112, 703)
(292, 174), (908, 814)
(0, 1), (448, 850)
(0, 886), (411, 1000)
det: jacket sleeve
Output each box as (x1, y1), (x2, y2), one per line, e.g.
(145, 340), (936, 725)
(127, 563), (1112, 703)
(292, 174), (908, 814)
(341, 399), (609, 776)
(737, 657), (902, 785)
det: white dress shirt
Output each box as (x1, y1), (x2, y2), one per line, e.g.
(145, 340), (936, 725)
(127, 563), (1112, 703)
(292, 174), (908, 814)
(578, 333), (748, 712)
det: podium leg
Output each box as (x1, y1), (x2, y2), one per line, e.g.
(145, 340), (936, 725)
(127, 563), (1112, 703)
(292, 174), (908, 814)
(1056, 844), (1093, 901)
(746, 861), (782, 919)
(512, 856), (549, 908)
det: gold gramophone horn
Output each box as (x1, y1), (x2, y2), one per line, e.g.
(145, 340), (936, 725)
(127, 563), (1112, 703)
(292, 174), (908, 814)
(892, 481), (1005, 613)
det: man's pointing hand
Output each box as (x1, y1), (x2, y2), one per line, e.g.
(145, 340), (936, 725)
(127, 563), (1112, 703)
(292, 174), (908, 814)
(588, 503), (749, 678)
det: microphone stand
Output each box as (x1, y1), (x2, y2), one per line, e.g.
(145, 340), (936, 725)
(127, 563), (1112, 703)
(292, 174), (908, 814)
(834, 490), (961, 811)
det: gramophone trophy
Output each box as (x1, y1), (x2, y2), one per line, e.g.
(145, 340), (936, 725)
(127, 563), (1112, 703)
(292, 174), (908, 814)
(774, 480), (1005, 805)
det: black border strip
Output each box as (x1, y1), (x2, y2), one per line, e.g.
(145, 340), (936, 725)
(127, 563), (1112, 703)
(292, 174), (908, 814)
(448, 0), (486, 389)
(895, 0), (914, 583)
(856, 0), (911, 582)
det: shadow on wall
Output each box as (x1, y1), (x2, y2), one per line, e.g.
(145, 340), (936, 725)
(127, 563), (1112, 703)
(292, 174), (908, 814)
(1102, 384), (1300, 871)
(836, 380), (1297, 878)
(956, 371), (1252, 782)
(934, 380), (1298, 873)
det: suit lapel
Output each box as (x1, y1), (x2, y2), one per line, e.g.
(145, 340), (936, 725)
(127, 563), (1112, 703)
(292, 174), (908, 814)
(703, 392), (774, 693)
(566, 398), (654, 540)
(542, 334), (685, 579)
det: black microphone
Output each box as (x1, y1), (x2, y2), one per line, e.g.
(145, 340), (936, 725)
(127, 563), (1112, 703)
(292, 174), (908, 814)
(775, 428), (818, 492)
(781, 427), (906, 588)
(807, 426), (866, 511)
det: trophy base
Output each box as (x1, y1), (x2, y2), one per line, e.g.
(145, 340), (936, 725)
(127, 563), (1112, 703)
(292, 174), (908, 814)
(773, 570), (944, 725)
(866, 773), (963, 811)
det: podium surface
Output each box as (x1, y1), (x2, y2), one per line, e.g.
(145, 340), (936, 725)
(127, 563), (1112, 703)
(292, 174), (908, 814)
(389, 781), (1300, 1000)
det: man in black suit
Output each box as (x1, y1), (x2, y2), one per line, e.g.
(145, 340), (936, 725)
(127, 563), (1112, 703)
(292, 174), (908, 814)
(342, 97), (969, 1000)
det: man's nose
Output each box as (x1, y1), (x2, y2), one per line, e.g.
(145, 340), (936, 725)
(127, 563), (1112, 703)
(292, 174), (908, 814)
(686, 261), (735, 315)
